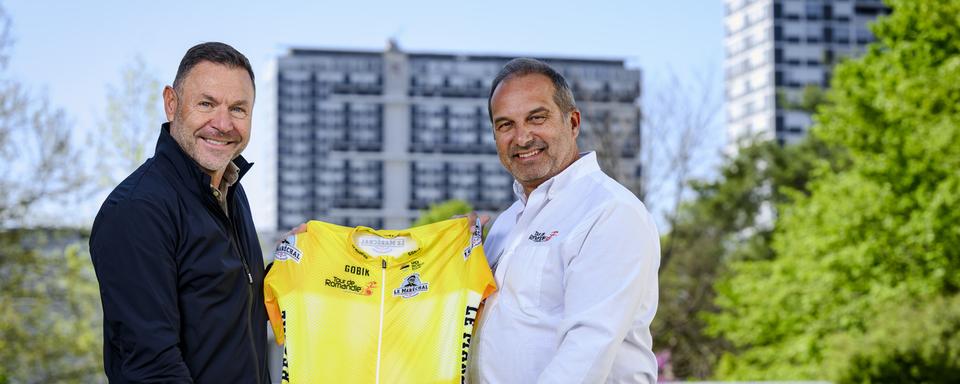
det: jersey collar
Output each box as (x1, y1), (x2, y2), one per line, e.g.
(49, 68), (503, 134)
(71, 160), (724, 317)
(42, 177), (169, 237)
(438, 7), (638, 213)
(346, 226), (424, 267)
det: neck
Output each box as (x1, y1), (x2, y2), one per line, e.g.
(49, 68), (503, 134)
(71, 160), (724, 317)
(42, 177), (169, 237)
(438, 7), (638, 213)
(521, 151), (581, 199)
(523, 184), (537, 198)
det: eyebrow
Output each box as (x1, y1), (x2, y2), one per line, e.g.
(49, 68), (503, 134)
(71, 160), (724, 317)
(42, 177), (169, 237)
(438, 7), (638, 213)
(493, 106), (551, 125)
(199, 93), (250, 107)
(527, 106), (549, 116)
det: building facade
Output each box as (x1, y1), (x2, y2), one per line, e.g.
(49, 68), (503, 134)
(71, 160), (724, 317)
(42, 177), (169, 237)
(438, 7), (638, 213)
(724, 0), (889, 145)
(276, 44), (642, 229)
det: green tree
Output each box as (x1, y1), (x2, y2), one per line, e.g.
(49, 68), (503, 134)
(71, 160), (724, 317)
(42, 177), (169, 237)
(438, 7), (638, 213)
(825, 294), (960, 383)
(0, 5), (104, 382)
(98, 55), (163, 186)
(708, 0), (960, 379)
(412, 199), (473, 227)
(0, 230), (103, 383)
(654, 134), (843, 379)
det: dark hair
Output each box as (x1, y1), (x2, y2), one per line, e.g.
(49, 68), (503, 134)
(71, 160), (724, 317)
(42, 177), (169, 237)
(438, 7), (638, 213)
(487, 58), (576, 122)
(172, 42), (255, 93)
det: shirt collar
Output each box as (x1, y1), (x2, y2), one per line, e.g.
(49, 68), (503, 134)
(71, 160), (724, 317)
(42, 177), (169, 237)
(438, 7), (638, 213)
(222, 161), (240, 189)
(513, 151), (601, 205)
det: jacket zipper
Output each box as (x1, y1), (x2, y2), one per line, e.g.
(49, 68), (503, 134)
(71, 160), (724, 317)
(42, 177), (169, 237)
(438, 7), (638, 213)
(210, 192), (260, 384)
(230, 221), (260, 384)
(375, 259), (387, 384)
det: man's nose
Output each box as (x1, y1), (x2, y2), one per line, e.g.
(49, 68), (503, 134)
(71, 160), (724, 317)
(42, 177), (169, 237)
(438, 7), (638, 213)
(211, 106), (233, 133)
(515, 124), (535, 147)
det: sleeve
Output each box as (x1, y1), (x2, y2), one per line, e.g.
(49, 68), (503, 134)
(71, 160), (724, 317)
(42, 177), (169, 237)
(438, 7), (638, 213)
(89, 198), (193, 383)
(465, 218), (496, 299)
(264, 262), (285, 346)
(468, 245), (497, 300)
(535, 204), (660, 384)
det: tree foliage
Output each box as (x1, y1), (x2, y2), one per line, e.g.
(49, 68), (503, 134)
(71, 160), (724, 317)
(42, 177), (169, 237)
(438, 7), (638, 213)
(654, 134), (842, 379)
(412, 199), (473, 227)
(708, 0), (960, 379)
(0, 6), (89, 227)
(0, 230), (103, 383)
(98, 55), (162, 187)
(0, 5), (104, 382)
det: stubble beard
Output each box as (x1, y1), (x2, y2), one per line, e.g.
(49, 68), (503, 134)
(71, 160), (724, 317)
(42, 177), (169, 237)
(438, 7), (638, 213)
(170, 112), (238, 174)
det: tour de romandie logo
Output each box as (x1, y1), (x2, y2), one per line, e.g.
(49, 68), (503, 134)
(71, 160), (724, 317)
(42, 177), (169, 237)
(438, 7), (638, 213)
(325, 276), (377, 296)
(393, 273), (429, 298)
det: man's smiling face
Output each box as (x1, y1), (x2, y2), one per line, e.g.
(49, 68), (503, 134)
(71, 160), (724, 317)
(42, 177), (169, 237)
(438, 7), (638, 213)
(165, 60), (254, 177)
(490, 73), (580, 195)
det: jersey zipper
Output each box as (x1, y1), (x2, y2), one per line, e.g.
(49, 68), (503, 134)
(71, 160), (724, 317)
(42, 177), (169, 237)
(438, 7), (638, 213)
(375, 258), (387, 384)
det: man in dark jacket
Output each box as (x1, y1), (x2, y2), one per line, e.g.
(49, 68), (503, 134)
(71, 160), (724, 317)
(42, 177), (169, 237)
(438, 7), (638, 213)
(90, 42), (269, 383)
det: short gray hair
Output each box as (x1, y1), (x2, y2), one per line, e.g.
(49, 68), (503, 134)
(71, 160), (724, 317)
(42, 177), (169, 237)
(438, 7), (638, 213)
(487, 58), (576, 122)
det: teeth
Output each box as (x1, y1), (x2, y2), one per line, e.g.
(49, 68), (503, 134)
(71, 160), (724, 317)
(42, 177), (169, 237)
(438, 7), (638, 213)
(517, 149), (540, 159)
(203, 138), (228, 146)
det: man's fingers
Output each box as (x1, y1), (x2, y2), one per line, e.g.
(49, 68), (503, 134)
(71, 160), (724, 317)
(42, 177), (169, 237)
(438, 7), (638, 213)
(278, 223), (307, 244)
(465, 212), (490, 227)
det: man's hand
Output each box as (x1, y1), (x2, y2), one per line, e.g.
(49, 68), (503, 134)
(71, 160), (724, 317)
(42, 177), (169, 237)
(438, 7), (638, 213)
(277, 223), (307, 244)
(463, 212), (490, 228)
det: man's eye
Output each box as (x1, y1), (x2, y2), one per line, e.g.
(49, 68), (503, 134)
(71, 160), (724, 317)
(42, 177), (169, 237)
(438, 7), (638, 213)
(530, 115), (547, 123)
(496, 122), (513, 132)
(198, 101), (214, 109)
(230, 107), (248, 118)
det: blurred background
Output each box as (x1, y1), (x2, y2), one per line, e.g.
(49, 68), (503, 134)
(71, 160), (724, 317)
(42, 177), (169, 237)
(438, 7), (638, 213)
(3, 0), (959, 382)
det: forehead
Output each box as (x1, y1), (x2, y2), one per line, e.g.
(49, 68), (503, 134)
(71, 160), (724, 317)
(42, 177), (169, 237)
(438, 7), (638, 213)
(180, 61), (255, 98)
(490, 74), (557, 116)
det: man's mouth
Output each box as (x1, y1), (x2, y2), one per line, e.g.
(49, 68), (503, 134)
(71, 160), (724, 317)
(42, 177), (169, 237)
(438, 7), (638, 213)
(515, 149), (542, 159)
(201, 137), (232, 147)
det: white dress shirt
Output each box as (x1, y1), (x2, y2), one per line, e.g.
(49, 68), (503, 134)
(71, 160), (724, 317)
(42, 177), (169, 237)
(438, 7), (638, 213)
(470, 152), (660, 384)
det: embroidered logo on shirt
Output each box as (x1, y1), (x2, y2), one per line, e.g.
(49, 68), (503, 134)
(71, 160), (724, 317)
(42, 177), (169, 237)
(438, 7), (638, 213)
(528, 230), (559, 242)
(393, 273), (429, 298)
(274, 236), (302, 263)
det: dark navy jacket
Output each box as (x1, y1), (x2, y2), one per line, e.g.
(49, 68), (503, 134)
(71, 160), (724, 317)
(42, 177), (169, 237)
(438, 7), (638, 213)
(90, 123), (268, 383)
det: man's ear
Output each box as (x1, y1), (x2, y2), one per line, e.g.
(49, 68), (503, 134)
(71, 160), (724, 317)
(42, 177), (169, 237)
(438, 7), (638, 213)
(163, 85), (177, 122)
(568, 109), (581, 138)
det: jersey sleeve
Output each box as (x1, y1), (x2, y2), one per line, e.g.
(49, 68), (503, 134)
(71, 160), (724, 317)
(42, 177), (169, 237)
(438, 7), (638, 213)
(461, 218), (496, 299)
(264, 234), (301, 346)
(468, 244), (497, 299)
(264, 272), (284, 346)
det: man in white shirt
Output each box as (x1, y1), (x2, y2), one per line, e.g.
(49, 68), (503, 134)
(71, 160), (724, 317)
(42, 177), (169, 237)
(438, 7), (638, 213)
(470, 58), (660, 383)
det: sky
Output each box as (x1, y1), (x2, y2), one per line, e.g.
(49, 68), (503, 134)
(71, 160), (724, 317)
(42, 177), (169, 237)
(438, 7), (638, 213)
(5, 0), (725, 230)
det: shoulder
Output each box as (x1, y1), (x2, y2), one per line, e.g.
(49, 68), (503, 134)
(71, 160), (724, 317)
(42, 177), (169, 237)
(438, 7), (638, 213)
(93, 160), (182, 233)
(577, 173), (657, 235)
(102, 159), (180, 208)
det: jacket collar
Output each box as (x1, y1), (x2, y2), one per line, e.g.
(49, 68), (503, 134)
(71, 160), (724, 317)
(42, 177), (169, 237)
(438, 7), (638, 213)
(154, 122), (253, 192)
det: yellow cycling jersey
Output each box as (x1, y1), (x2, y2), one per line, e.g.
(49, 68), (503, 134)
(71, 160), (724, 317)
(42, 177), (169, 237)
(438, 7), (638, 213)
(264, 218), (496, 384)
